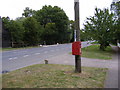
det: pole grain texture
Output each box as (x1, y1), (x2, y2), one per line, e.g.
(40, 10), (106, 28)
(74, 0), (81, 73)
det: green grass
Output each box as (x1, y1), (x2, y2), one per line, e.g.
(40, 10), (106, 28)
(2, 46), (41, 51)
(81, 45), (113, 60)
(91, 41), (99, 44)
(0, 48), (2, 51)
(2, 64), (107, 88)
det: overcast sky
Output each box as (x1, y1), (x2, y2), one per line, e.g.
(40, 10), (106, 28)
(0, 0), (114, 29)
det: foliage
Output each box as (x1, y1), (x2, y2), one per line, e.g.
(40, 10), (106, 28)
(80, 30), (91, 41)
(22, 7), (35, 17)
(41, 23), (58, 44)
(2, 5), (72, 47)
(2, 17), (11, 30)
(9, 20), (24, 44)
(34, 5), (70, 44)
(84, 8), (114, 50)
(111, 1), (120, 43)
(2, 17), (24, 47)
(111, 1), (120, 19)
(23, 17), (42, 46)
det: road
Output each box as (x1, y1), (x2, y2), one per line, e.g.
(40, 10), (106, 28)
(118, 48), (120, 89)
(2, 41), (91, 73)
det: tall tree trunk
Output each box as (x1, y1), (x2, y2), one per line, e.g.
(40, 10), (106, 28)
(100, 44), (105, 51)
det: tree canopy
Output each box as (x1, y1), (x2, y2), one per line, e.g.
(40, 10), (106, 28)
(34, 5), (70, 44)
(23, 17), (42, 46)
(2, 5), (72, 47)
(111, 1), (120, 43)
(84, 8), (115, 50)
(22, 7), (35, 17)
(3, 4), (119, 48)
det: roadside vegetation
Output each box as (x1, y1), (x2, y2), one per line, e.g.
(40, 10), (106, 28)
(2, 1), (120, 49)
(2, 46), (41, 51)
(2, 6), (73, 48)
(0, 48), (2, 51)
(81, 45), (113, 60)
(2, 64), (107, 88)
(83, 1), (120, 51)
(91, 41), (99, 44)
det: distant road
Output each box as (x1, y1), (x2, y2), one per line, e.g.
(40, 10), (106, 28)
(2, 41), (91, 73)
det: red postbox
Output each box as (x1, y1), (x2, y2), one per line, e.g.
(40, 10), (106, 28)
(72, 41), (81, 55)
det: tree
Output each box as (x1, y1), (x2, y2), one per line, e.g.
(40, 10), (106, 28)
(42, 23), (58, 44)
(9, 20), (24, 46)
(111, 1), (120, 19)
(2, 17), (11, 47)
(84, 8), (114, 50)
(2, 17), (11, 30)
(80, 30), (88, 41)
(111, 1), (120, 43)
(2, 17), (24, 47)
(22, 7), (35, 17)
(23, 17), (42, 46)
(34, 5), (70, 44)
(2, 5), (71, 47)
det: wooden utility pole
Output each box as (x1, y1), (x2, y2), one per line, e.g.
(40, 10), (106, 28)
(74, 0), (81, 73)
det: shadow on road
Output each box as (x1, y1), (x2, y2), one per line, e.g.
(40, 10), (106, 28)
(2, 70), (9, 74)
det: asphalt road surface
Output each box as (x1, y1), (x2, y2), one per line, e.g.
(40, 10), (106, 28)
(2, 41), (91, 73)
(118, 48), (120, 89)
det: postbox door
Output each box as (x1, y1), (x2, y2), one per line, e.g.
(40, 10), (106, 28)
(72, 41), (81, 55)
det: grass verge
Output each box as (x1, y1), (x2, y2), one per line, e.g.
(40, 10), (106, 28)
(2, 64), (107, 88)
(2, 46), (41, 51)
(91, 41), (99, 44)
(81, 45), (113, 60)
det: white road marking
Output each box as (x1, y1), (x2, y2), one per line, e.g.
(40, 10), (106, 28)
(9, 57), (18, 60)
(23, 55), (29, 57)
(13, 57), (18, 59)
(34, 53), (40, 55)
(9, 58), (13, 60)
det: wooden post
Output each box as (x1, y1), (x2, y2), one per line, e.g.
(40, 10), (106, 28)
(74, 0), (81, 73)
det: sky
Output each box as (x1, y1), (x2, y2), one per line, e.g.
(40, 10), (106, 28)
(0, 0), (115, 29)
